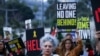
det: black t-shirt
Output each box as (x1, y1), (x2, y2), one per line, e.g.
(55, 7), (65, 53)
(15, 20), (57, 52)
(0, 52), (5, 56)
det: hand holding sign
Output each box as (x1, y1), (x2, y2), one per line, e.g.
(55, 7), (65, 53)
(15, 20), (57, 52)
(5, 38), (25, 52)
(75, 30), (82, 42)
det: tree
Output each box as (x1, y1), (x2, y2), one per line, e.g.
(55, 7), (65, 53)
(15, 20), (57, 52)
(77, 0), (92, 17)
(32, 19), (39, 28)
(44, 0), (57, 27)
(6, 1), (35, 21)
(0, 16), (4, 28)
(57, 32), (63, 42)
(0, 0), (36, 28)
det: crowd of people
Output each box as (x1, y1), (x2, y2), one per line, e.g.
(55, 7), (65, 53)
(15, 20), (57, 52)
(0, 31), (100, 56)
(37, 31), (100, 56)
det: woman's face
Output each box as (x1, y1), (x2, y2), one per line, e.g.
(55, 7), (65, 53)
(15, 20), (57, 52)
(65, 40), (72, 50)
(42, 41), (53, 55)
(0, 42), (4, 50)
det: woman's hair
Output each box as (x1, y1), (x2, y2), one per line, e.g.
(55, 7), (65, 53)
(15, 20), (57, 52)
(40, 34), (59, 50)
(58, 39), (73, 56)
(66, 33), (72, 38)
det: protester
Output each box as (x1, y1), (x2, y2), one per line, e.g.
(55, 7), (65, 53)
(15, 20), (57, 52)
(61, 33), (84, 56)
(85, 39), (94, 56)
(94, 40), (100, 56)
(0, 40), (7, 56)
(38, 34), (59, 56)
(57, 32), (83, 56)
(93, 31), (100, 56)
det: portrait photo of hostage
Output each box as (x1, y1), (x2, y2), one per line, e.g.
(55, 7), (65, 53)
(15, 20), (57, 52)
(3, 27), (12, 40)
(38, 34), (59, 56)
(4, 31), (11, 40)
(25, 19), (32, 29)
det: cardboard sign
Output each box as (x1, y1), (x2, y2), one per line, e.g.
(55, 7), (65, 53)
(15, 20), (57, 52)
(91, 0), (100, 31)
(5, 38), (25, 52)
(26, 28), (44, 56)
(57, 2), (77, 29)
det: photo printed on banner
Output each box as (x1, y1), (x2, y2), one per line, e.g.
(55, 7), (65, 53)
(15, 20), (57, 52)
(25, 19), (32, 29)
(3, 27), (12, 40)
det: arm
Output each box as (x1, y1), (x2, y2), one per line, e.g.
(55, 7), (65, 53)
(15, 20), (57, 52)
(72, 39), (83, 56)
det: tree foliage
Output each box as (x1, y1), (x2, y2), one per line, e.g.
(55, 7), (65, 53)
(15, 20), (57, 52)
(0, 0), (36, 28)
(77, 0), (92, 17)
(6, 0), (35, 21)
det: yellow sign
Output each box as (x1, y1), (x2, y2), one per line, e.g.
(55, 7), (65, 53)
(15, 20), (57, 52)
(57, 19), (76, 26)
(8, 39), (22, 51)
(17, 43), (22, 48)
(11, 47), (17, 52)
(8, 39), (18, 45)
(77, 17), (89, 29)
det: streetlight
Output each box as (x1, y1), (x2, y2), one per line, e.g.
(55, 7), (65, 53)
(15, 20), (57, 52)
(4, 0), (17, 26)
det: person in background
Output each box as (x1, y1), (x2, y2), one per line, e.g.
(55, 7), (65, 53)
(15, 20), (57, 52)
(62, 33), (84, 56)
(0, 40), (7, 56)
(94, 40), (100, 56)
(38, 34), (59, 56)
(85, 39), (94, 56)
(57, 32), (83, 56)
(9, 48), (25, 56)
(93, 31), (100, 56)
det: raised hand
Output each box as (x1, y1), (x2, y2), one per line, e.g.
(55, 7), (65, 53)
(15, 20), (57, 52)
(75, 30), (81, 42)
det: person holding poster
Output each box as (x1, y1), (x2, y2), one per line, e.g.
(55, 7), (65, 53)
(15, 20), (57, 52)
(57, 32), (83, 56)
(38, 34), (59, 56)
(94, 31), (100, 56)
(94, 40), (100, 56)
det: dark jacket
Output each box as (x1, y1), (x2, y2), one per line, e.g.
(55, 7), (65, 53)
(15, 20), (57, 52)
(37, 54), (58, 56)
(94, 52), (100, 56)
(37, 54), (42, 56)
(8, 52), (25, 56)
